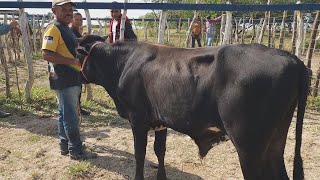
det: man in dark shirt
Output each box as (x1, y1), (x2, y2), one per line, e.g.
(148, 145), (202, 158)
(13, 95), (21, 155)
(42, 0), (97, 160)
(70, 11), (90, 116)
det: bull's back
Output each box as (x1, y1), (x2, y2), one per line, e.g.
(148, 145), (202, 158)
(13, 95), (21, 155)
(214, 44), (304, 136)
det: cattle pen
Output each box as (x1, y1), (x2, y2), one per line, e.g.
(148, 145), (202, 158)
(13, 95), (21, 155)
(0, 1), (320, 180)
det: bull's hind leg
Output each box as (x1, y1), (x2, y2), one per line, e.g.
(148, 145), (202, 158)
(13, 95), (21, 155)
(264, 104), (296, 180)
(265, 130), (289, 180)
(154, 129), (167, 180)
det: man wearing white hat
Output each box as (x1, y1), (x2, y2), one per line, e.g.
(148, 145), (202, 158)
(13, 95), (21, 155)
(42, 0), (97, 160)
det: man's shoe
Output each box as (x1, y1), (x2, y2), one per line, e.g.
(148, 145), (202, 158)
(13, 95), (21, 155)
(70, 150), (97, 160)
(61, 150), (69, 156)
(0, 110), (11, 118)
(80, 109), (91, 116)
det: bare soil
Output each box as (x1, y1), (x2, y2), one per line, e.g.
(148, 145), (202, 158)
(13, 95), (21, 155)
(0, 110), (319, 180)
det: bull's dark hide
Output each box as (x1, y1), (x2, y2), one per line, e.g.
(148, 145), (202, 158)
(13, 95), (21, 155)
(76, 35), (309, 180)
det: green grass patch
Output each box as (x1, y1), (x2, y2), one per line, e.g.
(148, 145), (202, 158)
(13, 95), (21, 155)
(67, 161), (92, 175)
(307, 95), (320, 109)
(28, 134), (41, 143)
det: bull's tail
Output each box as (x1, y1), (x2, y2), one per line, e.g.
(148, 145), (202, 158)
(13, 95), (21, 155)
(293, 65), (309, 180)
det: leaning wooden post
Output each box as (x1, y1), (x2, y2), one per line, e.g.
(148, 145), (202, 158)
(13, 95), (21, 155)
(250, 15), (256, 43)
(119, 0), (128, 41)
(223, 1), (232, 45)
(185, 0), (199, 47)
(306, 11), (320, 96)
(18, 0), (34, 102)
(295, 0), (304, 58)
(83, 0), (93, 101)
(279, 11), (287, 50)
(306, 11), (320, 69)
(271, 18), (276, 48)
(241, 15), (245, 44)
(258, 0), (271, 44)
(267, 10), (272, 47)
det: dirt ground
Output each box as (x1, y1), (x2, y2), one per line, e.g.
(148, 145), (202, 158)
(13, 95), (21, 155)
(0, 109), (319, 180)
(0, 50), (320, 179)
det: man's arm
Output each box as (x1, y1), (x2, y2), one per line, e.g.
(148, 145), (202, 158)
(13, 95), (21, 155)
(0, 24), (11, 36)
(209, 15), (223, 23)
(42, 49), (80, 67)
(0, 21), (20, 36)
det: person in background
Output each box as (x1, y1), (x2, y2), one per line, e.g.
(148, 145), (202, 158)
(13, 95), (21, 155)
(0, 20), (20, 118)
(42, 0), (97, 160)
(109, 1), (137, 43)
(191, 16), (202, 48)
(70, 11), (91, 116)
(205, 14), (222, 46)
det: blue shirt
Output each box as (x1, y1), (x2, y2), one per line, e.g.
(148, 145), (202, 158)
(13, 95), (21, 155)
(0, 24), (11, 36)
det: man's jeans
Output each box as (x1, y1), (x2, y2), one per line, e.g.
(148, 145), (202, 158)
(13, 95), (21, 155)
(206, 36), (214, 46)
(55, 85), (82, 155)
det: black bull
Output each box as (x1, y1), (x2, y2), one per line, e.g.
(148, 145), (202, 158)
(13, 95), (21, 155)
(76, 35), (309, 180)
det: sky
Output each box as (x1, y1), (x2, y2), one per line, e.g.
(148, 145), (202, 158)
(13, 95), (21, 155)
(0, 0), (152, 19)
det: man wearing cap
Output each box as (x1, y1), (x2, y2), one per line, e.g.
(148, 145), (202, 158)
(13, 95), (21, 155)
(42, 0), (97, 160)
(109, 1), (137, 43)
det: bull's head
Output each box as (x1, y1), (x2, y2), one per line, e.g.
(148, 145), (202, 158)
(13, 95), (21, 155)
(76, 35), (107, 84)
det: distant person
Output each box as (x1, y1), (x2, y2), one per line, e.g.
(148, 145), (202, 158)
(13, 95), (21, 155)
(205, 14), (222, 46)
(191, 16), (202, 48)
(0, 20), (21, 118)
(70, 11), (91, 116)
(42, 0), (97, 160)
(109, 1), (137, 43)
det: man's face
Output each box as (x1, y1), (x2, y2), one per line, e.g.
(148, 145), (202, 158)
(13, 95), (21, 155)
(71, 14), (83, 29)
(110, 9), (121, 19)
(52, 3), (74, 25)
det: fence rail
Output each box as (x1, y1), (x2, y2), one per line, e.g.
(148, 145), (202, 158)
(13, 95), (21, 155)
(0, 2), (320, 11)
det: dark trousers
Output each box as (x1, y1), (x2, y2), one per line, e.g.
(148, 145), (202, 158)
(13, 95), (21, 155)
(192, 35), (202, 48)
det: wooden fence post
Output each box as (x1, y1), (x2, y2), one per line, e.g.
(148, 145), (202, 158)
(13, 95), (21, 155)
(295, 0), (304, 58)
(223, 1), (232, 45)
(119, 0), (127, 41)
(219, 14), (226, 45)
(291, 12), (297, 54)
(84, 0), (93, 101)
(185, 0), (199, 47)
(18, 0), (34, 102)
(279, 11), (287, 50)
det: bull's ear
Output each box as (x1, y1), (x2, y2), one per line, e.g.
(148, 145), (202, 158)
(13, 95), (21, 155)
(102, 36), (108, 42)
(75, 38), (83, 44)
(76, 46), (88, 55)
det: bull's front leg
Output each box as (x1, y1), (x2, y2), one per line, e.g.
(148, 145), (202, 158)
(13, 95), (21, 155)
(130, 116), (148, 180)
(154, 129), (167, 180)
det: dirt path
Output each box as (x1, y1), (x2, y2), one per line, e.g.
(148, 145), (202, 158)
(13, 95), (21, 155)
(0, 110), (319, 180)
